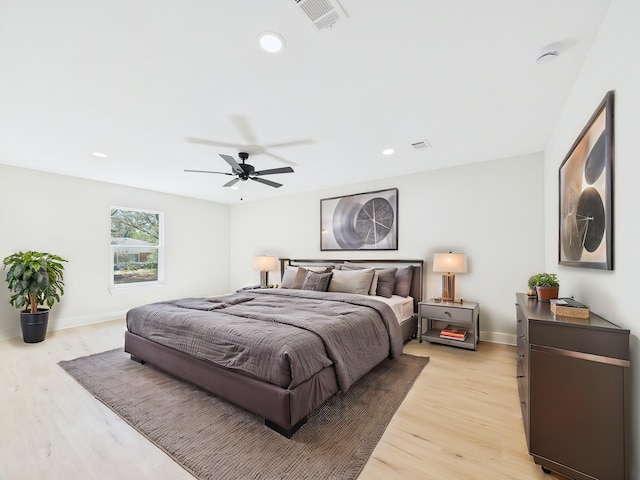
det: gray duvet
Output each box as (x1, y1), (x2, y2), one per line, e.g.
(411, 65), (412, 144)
(126, 288), (403, 392)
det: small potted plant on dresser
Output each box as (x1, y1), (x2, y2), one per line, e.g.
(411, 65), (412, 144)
(529, 273), (559, 302)
(2, 251), (67, 343)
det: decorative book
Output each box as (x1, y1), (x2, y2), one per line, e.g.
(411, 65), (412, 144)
(550, 298), (590, 319)
(440, 326), (468, 341)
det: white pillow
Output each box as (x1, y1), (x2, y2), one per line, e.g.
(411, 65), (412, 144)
(328, 268), (375, 295)
(281, 266), (307, 289)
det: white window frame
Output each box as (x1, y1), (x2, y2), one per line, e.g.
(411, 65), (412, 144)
(110, 206), (164, 288)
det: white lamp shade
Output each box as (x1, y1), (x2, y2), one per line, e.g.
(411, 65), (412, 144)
(433, 253), (467, 274)
(253, 256), (277, 272)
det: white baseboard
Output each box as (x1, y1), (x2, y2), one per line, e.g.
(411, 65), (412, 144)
(480, 330), (516, 346)
(0, 310), (128, 342)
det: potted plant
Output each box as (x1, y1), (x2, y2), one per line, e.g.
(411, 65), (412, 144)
(528, 273), (559, 302)
(2, 251), (67, 343)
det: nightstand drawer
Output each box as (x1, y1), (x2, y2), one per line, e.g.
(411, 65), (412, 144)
(420, 304), (473, 324)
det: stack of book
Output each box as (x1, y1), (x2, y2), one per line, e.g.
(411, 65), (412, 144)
(439, 326), (468, 341)
(550, 298), (590, 319)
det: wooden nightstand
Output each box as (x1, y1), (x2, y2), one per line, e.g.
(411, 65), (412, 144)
(418, 300), (479, 350)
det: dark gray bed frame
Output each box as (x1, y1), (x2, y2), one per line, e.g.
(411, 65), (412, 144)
(124, 258), (423, 437)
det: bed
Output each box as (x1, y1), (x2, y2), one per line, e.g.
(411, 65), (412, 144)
(124, 258), (423, 437)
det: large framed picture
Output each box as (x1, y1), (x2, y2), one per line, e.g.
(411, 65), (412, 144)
(559, 91), (614, 270)
(320, 188), (398, 251)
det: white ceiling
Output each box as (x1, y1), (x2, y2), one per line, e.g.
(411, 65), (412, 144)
(0, 0), (612, 204)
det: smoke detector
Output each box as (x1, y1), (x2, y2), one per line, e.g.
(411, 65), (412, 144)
(290, 0), (348, 32)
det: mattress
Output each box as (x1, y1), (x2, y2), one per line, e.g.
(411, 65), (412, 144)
(371, 295), (415, 323)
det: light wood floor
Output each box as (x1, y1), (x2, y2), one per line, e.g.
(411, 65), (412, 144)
(0, 320), (563, 480)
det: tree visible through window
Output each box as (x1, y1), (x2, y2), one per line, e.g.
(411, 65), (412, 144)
(110, 207), (163, 285)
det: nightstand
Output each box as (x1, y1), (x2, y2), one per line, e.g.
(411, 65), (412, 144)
(418, 300), (479, 350)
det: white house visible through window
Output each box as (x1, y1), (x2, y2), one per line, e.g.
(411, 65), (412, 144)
(110, 207), (164, 286)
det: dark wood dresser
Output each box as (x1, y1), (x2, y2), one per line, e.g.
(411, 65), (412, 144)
(515, 293), (630, 480)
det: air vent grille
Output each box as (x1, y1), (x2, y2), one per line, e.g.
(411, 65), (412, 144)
(299, 0), (332, 21)
(291, 0), (347, 31)
(411, 140), (433, 150)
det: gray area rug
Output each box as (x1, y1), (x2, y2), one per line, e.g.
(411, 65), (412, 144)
(59, 348), (429, 480)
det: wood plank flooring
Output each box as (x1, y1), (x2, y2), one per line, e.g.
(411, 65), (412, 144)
(0, 320), (562, 479)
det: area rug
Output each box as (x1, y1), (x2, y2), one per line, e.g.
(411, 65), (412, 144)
(59, 348), (429, 480)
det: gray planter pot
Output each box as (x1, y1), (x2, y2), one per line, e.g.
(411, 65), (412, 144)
(20, 309), (49, 343)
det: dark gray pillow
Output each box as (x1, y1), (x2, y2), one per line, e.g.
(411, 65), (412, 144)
(393, 265), (414, 297)
(375, 268), (397, 298)
(301, 271), (333, 292)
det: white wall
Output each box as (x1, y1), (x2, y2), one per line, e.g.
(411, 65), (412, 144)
(0, 164), (230, 340)
(230, 152), (545, 344)
(545, 0), (639, 475)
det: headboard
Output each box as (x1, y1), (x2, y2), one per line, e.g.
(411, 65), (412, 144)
(279, 258), (424, 313)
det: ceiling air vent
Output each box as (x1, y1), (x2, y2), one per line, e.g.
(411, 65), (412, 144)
(291, 0), (348, 31)
(411, 139), (433, 150)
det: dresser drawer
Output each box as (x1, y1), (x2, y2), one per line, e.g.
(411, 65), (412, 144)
(420, 304), (473, 324)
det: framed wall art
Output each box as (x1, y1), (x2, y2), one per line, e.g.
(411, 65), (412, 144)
(320, 188), (398, 251)
(559, 90), (614, 270)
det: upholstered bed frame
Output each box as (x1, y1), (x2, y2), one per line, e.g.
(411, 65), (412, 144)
(124, 258), (423, 437)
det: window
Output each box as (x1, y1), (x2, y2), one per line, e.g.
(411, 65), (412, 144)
(110, 207), (163, 286)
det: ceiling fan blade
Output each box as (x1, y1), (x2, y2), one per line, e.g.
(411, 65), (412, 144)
(254, 167), (294, 176)
(262, 151), (297, 167)
(264, 139), (315, 149)
(229, 115), (257, 144)
(251, 177), (282, 188)
(223, 178), (240, 188)
(186, 137), (243, 149)
(219, 154), (243, 175)
(184, 169), (233, 176)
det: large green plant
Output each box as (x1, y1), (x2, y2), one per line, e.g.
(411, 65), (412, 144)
(3, 251), (67, 313)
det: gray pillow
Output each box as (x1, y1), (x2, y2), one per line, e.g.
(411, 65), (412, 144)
(393, 265), (414, 297)
(375, 268), (397, 298)
(281, 266), (308, 289)
(328, 268), (375, 295)
(340, 262), (368, 270)
(301, 271), (333, 292)
(341, 263), (397, 298)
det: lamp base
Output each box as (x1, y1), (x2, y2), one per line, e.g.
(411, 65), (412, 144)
(259, 271), (269, 288)
(441, 273), (456, 302)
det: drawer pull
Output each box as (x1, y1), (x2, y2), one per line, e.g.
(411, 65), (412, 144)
(518, 354), (525, 359)
(517, 375), (524, 378)
(443, 311), (451, 316)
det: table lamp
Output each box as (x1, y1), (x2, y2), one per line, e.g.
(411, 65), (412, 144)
(432, 252), (467, 302)
(253, 255), (277, 288)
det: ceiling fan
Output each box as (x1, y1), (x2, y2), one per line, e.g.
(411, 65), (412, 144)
(184, 152), (294, 189)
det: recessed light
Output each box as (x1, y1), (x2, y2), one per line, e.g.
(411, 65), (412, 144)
(92, 152), (109, 158)
(258, 32), (285, 53)
(382, 148), (395, 155)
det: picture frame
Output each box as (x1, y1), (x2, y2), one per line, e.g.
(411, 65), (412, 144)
(558, 91), (614, 270)
(320, 188), (398, 251)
